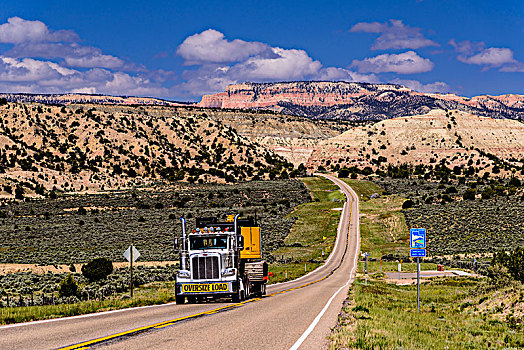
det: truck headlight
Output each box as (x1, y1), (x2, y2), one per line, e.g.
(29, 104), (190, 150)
(177, 270), (190, 278)
(221, 268), (236, 277)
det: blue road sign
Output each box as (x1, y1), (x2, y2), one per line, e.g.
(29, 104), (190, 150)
(410, 249), (426, 257)
(410, 228), (426, 249)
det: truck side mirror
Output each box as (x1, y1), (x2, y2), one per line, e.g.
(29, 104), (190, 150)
(238, 235), (244, 250)
(174, 237), (179, 253)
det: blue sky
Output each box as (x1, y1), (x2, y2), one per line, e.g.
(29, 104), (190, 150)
(0, 0), (522, 101)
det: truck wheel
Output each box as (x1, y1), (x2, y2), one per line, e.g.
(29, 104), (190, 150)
(244, 281), (250, 300)
(232, 290), (241, 303)
(175, 295), (185, 305)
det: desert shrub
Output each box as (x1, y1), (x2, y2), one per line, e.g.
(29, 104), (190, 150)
(58, 274), (79, 298)
(463, 188), (476, 200)
(0, 180), (310, 264)
(338, 168), (350, 178)
(82, 258), (113, 282)
(15, 186), (24, 200)
(491, 248), (524, 283)
(481, 187), (494, 199)
(486, 264), (514, 288)
(509, 178), (521, 187)
(445, 186), (457, 194)
(402, 199), (414, 209)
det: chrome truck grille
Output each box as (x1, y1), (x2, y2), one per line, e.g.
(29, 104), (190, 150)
(191, 256), (219, 280)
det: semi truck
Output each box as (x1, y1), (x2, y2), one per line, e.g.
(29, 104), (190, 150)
(174, 214), (268, 304)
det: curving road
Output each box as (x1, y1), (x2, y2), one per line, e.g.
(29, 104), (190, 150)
(0, 175), (360, 350)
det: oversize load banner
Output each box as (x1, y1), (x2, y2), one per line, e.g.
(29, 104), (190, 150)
(181, 283), (230, 293)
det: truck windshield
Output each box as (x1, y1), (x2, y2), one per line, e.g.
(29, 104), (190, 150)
(190, 235), (228, 250)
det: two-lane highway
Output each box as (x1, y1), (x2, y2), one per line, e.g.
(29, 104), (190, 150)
(0, 175), (360, 349)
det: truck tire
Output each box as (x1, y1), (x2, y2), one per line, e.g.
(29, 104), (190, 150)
(232, 290), (240, 303)
(232, 281), (245, 303)
(175, 294), (185, 305)
(244, 280), (251, 300)
(253, 282), (265, 297)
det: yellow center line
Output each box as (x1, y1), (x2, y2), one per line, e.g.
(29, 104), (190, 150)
(60, 183), (355, 350)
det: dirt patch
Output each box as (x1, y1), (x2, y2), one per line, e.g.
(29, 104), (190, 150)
(0, 261), (178, 275)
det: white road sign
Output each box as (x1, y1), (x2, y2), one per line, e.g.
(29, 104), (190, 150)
(123, 245), (140, 262)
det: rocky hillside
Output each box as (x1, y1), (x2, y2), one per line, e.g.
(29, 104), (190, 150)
(307, 109), (524, 175)
(0, 102), (295, 198)
(198, 81), (524, 121)
(173, 108), (348, 166)
(0, 93), (185, 107)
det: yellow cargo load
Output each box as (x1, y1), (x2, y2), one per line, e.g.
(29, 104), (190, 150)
(240, 226), (261, 259)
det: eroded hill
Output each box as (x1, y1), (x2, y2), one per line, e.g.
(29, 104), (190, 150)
(307, 109), (524, 175)
(0, 102), (296, 198)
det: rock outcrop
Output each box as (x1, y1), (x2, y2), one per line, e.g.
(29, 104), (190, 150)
(198, 81), (524, 120)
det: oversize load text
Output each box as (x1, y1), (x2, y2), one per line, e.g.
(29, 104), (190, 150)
(182, 283), (229, 293)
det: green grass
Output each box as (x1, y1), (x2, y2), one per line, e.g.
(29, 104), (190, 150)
(0, 281), (177, 325)
(331, 177), (524, 349)
(342, 178), (409, 258)
(330, 278), (524, 349)
(268, 177), (344, 283)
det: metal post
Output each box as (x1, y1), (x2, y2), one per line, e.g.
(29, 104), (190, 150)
(180, 218), (187, 270)
(130, 247), (133, 298)
(365, 254), (368, 285)
(305, 264), (307, 272)
(417, 257), (420, 312)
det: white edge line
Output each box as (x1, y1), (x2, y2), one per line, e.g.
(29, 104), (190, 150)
(0, 301), (178, 330)
(289, 177), (360, 350)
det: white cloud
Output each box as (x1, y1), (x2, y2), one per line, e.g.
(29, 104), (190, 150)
(0, 56), (76, 82)
(460, 48), (515, 66)
(0, 17), (77, 43)
(450, 39), (523, 72)
(351, 51), (434, 74)
(229, 47), (322, 80)
(0, 56), (168, 96)
(391, 78), (451, 93)
(64, 55), (124, 69)
(499, 62), (524, 73)
(350, 20), (438, 50)
(6, 42), (126, 69)
(176, 29), (274, 64)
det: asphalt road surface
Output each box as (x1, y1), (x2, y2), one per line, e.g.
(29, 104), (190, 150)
(0, 175), (360, 350)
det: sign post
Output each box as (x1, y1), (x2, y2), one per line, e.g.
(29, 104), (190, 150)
(363, 253), (369, 285)
(410, 228), (426, 312)
(123, 245), (140, 298)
